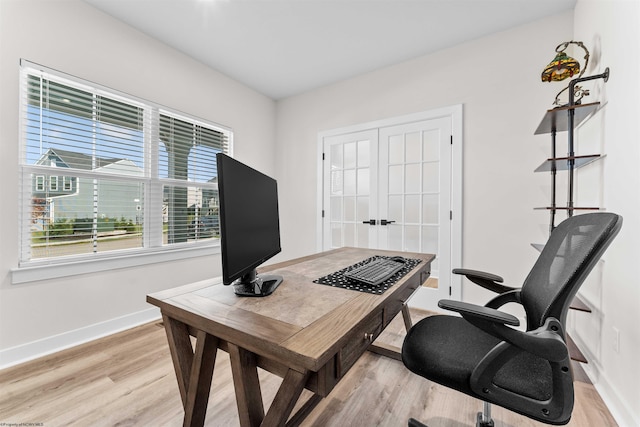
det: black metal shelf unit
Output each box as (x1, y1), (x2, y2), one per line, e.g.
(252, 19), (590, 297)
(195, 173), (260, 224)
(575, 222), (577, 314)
(531, 70), (610, 364)
(534, 68), (610, 234)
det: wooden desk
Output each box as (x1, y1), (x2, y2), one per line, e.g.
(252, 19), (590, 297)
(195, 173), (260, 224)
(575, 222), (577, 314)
(147, 247), (434, 427)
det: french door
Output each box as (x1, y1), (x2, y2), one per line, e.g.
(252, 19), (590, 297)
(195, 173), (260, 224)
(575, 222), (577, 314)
(322, 129), (380, 249)
(319, 107), (462, 310)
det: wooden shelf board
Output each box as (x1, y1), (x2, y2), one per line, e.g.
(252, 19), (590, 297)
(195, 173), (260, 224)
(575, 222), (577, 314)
(530, 243), (545, 252)
(535, 102), (600, 135)
(534, 207), (601, 211)
(570, 295), (592, 313)
(567, 334), (588, 363)
(534, 154), (601, 172)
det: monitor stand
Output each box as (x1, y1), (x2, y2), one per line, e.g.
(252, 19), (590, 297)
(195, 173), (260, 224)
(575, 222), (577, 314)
(233, 271), (283, 297)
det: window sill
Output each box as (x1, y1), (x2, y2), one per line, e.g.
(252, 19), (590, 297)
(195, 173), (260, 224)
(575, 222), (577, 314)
(11, 244), (221, 284)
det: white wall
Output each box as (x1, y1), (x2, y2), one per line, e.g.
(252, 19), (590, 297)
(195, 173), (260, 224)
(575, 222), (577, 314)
(569, 1), (640, 425)
(0, 0), (276, 364)
(275, 5), (639, 425)
(275, 12), (573, 303)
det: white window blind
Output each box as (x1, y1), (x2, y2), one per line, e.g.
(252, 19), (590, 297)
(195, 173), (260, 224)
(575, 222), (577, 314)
(18, 61), (231, 270)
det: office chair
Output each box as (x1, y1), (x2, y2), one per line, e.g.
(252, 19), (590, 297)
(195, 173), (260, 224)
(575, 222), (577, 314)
(402, 212), (622, 426)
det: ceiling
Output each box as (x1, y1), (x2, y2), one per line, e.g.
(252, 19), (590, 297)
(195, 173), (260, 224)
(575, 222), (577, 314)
(84, 0), (576, 100)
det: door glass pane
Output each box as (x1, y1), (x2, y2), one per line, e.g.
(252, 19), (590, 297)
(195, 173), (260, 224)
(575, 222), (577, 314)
(423, 130), (440, 161)
(421, 225), (438, 253)
(357, 224), (369, 247)
(357, 140), (370, 167)
(423, 194), (439, 224)
(331, 223), (342, 247)
(405, 195), (420, 223)
(405, 225), (420, 252)
(357, 168), (369, 195)
(406, 132), (421, 161)
(331, 170), (343, 195)
(405, 164), (420, 193)
(422, 162), (439, 193)
(331, 144), (343, 168)
(344, 169), (356, 195)
(422, 225), (439, 273)
(344, 142), (357, 169)
(388, 165), (403, 194)
(330, 197), (342, 221)
(388, 195), (402, 222)
(344, 197), (356, 221)
(344, 223), (355, 246)
(388, 225), (402, 251)
(357, 196), (369, 221)
(389, 135), (404, 164)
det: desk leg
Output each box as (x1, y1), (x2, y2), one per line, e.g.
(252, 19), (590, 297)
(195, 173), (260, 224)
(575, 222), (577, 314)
(229, 343), (265, 427)
(402, 303), (413, 331)
(184, 330), (219, 426)
(163, 315), (194, 406)
(228, 343), (310, 427)
(163, 315), (219, 427)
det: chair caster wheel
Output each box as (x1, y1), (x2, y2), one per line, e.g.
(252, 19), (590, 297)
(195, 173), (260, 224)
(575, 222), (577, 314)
(408, 418), (428, 427)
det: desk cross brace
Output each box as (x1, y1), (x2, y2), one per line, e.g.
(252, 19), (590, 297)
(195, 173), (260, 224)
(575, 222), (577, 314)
(163, 314), (324, 427)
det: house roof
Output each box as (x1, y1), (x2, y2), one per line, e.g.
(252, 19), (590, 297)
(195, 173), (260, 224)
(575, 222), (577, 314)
(39, 148), (128, 170)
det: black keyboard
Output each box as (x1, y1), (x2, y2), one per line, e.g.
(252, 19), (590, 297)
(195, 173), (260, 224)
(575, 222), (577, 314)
(344, 257), (405, 287)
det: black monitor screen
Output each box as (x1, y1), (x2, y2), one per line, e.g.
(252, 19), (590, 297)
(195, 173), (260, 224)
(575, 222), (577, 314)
(216, 153), (282, 295)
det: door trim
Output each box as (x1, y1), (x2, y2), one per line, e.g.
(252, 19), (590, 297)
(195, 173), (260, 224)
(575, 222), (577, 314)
(317, 104), (463, 302)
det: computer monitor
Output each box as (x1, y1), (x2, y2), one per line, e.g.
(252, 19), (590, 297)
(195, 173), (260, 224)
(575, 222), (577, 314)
(216, 153), (283, 296)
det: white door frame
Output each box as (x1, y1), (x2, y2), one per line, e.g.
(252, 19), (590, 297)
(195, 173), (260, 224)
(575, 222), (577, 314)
(316, 105), (463, 303)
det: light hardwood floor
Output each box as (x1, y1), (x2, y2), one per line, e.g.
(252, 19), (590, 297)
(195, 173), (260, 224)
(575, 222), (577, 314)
(0, 309), (617, 427)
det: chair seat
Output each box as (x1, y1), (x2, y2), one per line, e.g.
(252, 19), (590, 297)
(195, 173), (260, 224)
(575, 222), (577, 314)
(402, 315), (553, 402)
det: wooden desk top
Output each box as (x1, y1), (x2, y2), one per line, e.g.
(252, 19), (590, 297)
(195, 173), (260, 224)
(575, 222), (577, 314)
(148, 247), (434, 374)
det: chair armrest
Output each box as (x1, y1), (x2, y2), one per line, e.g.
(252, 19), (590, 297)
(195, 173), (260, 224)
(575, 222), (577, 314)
(438, 299), (520, 326)
(438, 299), (567, 362)
(452, 268), (504, 283)
(452, 268), (516, 294)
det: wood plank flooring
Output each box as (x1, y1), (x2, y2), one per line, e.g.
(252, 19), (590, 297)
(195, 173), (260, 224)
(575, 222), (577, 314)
(0, 310), (617, 427)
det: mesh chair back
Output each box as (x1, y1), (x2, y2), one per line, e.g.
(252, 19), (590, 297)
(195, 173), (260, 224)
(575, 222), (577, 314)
(520, 213), (622, 330)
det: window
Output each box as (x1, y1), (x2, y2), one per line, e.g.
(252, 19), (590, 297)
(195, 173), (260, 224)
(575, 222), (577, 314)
(49, 176), (58, 192)
(18, 61), (231, 272)
(36, 175), (44, 191)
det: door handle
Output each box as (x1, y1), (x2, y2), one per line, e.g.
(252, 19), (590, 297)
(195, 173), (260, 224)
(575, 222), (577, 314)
(380, 219), (396, 226)
(362, 219), (377, 225)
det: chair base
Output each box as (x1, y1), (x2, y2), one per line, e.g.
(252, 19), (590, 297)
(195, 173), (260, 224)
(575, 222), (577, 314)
(477, 411), (495, 427)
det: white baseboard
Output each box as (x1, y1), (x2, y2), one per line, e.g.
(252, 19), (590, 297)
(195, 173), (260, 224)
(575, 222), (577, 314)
(571, 332), (639, 427)
(0, 307), (161, 370)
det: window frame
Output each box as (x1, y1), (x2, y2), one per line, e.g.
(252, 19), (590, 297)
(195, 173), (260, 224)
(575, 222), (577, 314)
(13, 60), (232, 284)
